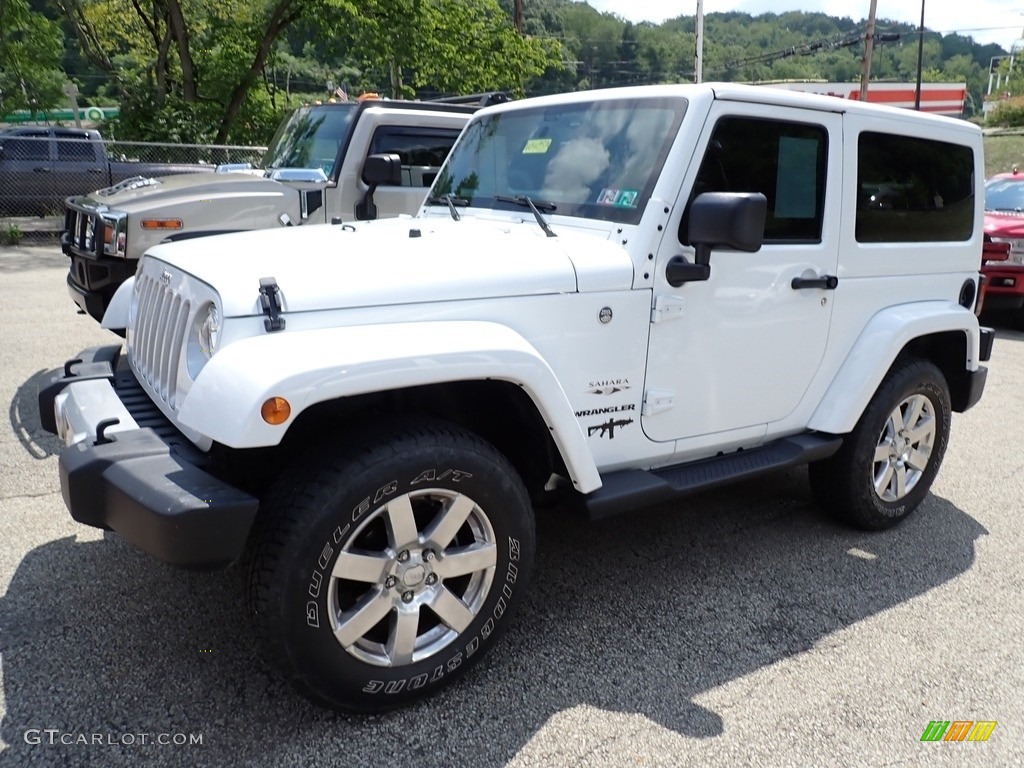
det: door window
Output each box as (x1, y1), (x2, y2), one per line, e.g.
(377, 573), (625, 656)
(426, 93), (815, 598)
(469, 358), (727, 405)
(56, 136), (97, 161)
(369, 126), (462, 187)
(682, 117), (827, 244)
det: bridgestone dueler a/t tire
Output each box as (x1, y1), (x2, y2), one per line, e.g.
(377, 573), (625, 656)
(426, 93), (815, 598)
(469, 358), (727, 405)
(244, 419), (535, 713)
(808, 358), (951, 531)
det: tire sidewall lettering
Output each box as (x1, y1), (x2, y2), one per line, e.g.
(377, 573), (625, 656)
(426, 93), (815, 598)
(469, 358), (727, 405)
(296, 460), (527, 699)
(357, 535), (522, 696)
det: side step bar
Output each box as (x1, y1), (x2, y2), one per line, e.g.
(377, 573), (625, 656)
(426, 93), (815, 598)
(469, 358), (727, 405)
(584, 433), (842, 521)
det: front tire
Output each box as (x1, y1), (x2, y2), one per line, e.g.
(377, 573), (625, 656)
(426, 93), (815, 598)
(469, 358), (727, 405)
(809, 358), (951, 530)
(245, 419), (535, 712)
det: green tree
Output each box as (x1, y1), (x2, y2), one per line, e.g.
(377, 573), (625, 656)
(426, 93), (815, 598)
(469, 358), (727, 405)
(0, 0), (66, 115)
(334, 0), (563, 98)
(54, 0), (357, 143)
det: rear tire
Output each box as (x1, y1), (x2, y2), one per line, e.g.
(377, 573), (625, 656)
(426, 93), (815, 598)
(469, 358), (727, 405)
(244, 419), (535, 712)
(809, 358), (951, 530)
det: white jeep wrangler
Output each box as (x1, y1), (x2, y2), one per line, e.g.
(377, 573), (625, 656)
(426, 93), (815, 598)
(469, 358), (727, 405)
(39, 83), (992, 712)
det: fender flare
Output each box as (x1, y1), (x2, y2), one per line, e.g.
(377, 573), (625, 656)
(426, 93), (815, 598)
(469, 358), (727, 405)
(101, 275), (135, 330)
(808, 301), (980, 435)
(177, 320), (602, 492)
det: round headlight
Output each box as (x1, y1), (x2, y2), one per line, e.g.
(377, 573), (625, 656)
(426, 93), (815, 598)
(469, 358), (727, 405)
(200, 305), (220, 356)
(186, 303), (221, 378)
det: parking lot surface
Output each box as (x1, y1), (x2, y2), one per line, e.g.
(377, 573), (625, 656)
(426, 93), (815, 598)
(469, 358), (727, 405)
(1, 244), (1021, 767)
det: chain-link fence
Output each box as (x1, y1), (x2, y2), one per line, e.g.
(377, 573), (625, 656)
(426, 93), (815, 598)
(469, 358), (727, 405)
(0, 132), (267, 217)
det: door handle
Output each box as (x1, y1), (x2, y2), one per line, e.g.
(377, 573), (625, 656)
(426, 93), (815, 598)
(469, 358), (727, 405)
(88, 168), (103, 173)
(33, 167), (51, 173)
(791, 274), (838, 290)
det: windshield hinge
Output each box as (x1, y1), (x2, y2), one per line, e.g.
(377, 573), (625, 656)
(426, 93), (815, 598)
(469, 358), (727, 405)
(651, 295), (686, 323)
(643, 389), (675, 416)
(259, 277), (286, 332)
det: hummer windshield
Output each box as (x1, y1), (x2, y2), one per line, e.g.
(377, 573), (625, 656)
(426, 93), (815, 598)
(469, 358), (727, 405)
(262, 103), (359, 177)
(430, 97), (686, 225)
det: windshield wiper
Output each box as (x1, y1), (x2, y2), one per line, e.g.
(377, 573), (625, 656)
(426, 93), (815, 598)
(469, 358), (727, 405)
(495, 194), (557, 238)
(425, 194), (468, 221)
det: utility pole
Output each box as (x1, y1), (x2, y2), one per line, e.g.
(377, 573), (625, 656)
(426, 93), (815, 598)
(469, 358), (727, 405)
(694, 0), (704, 84)
(914, 0), (926, 109)
(859, 0), (878, 102)
(514, 0), (523, 34)
(62, 82), (82, 127)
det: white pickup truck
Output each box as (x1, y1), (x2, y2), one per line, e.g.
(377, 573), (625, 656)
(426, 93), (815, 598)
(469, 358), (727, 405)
(40, 82), (992, 713)
(61, 95), (505, 321)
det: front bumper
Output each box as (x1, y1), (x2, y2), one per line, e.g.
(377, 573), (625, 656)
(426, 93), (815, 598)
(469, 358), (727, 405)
(38, 345), (258, 569)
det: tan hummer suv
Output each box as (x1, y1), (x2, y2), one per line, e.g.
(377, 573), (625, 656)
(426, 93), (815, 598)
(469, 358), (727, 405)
(62, 95), (506, 322)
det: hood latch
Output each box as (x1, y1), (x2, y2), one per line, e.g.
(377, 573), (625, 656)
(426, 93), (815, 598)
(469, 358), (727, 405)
(258, 277), (286, 332)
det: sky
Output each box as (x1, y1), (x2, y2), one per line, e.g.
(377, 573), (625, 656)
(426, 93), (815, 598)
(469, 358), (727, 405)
(584, 0), (1024, 52)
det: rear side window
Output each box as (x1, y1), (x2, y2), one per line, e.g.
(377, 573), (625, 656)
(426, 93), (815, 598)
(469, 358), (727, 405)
(369, 127), (461, 187)
(683, 117), (827, 243)
(856, 132), (974, 243)
(2, 136), (49, 161)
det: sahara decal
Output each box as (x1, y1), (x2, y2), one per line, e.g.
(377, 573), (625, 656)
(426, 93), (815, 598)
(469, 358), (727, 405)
(587, 378), (631, 396)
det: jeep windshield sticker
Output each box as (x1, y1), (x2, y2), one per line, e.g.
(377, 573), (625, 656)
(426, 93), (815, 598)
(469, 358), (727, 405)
(588, 418), (633, 439)
(522, 138), (552, 154)
(597, 189), (639, 207)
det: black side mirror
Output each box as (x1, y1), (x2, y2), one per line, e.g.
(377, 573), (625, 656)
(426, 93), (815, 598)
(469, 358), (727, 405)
(356, 153), (403, 221)
(362, 153), (403, 186)
(688, 191), (767, 253)
(668, 192), (767, 286)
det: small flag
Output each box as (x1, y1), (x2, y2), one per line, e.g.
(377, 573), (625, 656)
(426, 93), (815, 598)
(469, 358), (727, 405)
(335, 86), (348, 101)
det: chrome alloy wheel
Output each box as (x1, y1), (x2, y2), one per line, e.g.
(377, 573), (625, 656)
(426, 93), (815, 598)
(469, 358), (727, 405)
(872, 394), (936, 502)
(326, 488), (497, 667)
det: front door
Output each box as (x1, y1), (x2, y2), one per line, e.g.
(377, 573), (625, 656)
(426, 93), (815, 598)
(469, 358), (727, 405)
(643, 101), (842, 443)
(53, 130), (105, 203)
(365, 125), (464, 218)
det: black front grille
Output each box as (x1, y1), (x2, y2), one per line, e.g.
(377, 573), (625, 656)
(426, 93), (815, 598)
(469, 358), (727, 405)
(65, 205), (102, 257)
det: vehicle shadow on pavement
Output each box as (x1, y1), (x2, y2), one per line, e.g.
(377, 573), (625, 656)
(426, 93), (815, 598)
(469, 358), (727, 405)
(0, 469), (987, 768)
(0, 246), (66, 273)
(8, 370), (62, 460)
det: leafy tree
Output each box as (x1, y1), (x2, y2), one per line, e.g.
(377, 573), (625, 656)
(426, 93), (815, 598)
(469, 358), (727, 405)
(0, 0), (66, 115)
(42, 0), (1012, 140)
(54, 0), (357, 143)
(326, 0), (564, 99)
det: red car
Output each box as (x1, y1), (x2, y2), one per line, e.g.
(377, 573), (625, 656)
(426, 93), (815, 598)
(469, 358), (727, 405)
(982, 171), (1024, 319)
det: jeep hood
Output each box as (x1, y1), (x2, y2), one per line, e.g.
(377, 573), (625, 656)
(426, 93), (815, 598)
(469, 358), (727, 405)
(144, 217), (634, 316)
(75, 172), (297, 213)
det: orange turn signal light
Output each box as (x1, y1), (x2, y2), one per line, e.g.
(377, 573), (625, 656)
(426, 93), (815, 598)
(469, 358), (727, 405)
(261, 397), (291, 425)
(140, 218), (183, 230)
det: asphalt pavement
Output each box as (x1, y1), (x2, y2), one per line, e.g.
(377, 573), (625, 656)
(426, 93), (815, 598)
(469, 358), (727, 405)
(0, 244), (1021, 767)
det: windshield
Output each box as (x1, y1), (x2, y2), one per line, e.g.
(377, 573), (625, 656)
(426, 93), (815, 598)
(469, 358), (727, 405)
(430, 97), (686, 225)
(262, 104), (358, 177)
(985, 176), (1024, 213)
